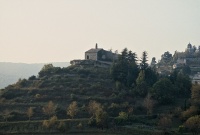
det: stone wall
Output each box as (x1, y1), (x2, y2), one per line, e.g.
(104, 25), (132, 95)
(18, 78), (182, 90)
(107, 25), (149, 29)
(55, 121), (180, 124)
(85, 52), (98, 60)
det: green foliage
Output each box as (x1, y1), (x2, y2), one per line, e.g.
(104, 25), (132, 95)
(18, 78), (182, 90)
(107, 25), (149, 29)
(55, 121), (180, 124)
(136, 68), (158, 87)
(15, 79), (28, 88)
(140, 51), (148, 70)
(1, 89), (27, 99)
(111, 61), (128, 84)
(35, 93), (41, 98)
(169, 69), (179, 84)
(115, 81), (122, 91)
(144, 68), (158, 86)
(114, 112), (129, 125)
(28, 75), (36, 80)
(181, 65), (191, 75)
(111, 48), (139, 87)
(136, 71), (145, 85)
(151, 78), (175, 104)
(118, 111), (128, 120)
(134, 81), (149, 97)
(174, 73), (192, 97)
(38, 64), (62, 77)
(0, 57), (197, 134)
(178, 125), (186, 134)
(134, 60), (157, 97)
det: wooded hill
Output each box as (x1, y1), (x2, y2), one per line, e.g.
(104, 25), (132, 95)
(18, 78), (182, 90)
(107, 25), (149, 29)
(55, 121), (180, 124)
(0, 48), (200, 135)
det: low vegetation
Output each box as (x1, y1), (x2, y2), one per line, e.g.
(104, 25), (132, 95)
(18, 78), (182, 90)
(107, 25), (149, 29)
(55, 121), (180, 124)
(0, 48), (199, 135)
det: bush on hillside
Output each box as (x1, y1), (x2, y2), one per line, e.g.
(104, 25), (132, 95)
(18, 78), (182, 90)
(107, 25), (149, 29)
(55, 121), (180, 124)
(181, 106), (199, 121)
(184, 115), (200, 134)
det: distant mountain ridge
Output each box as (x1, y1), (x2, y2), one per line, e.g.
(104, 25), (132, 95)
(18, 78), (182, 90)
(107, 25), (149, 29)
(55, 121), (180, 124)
(0, 62), (69, 89)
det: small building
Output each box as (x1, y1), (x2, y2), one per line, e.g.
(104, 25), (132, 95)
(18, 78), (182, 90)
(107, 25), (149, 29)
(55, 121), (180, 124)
(70, 43), (118, 67)
(85, 43), (118, 62)
(173, 58), (186, 69)
(192, 72), (200, 84)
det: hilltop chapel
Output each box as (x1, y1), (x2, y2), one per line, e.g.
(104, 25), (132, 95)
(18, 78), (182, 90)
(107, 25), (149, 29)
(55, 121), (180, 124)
(70, 44), (118, 67)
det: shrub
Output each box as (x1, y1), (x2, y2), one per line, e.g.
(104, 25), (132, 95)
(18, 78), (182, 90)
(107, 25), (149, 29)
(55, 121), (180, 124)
(43, 101), (57, 118)
(118, 111), (128, 120)
(178, 125), (186, 134)
(114, 111), (129, 125)
(15, 79), (28, 87)
(57, 121), (66, 132)
(184, 115), (200, 134)
(109, 103), (120, 109)
(28, 75), (36, 80)
(27, 107), (34, 120)
(143, 94), (155, 115)
(158, 116), (172, 130)
(77, 122), (83, 130)
(42, 115), (58, 129)
(43, 120), (50, 128)
(181, 106), (199, 120)
(172, 107), (182, 118)
(67, 101), (78, 119)
(88, 118), (96, 127)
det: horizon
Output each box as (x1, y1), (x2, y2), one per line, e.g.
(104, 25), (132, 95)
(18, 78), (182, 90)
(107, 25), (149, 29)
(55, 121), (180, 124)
(0, 61), (69, 64)
(1, 0), (200, 63)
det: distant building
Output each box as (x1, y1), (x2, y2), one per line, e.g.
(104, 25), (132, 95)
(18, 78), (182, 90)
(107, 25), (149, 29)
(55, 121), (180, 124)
(173, 58), (186, 69)
(185, 42), (200, 54)
(85, 43), (118, 62)
(70, 43), (118, 67)
(191, 72), (200, 84)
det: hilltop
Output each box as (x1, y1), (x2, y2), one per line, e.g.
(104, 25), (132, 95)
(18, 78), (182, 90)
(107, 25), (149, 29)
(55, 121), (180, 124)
(0, 62), (69, 89)
(0, 65), (117, 119)
(0, 46), (199, 135)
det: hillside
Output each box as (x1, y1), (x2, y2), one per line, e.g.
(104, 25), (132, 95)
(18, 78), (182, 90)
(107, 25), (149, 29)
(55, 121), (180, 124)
(0, 65), (124, 134)
(0, 62), (69, 89)
(0, 60), (199, 135)
(0, 65), (116, 119)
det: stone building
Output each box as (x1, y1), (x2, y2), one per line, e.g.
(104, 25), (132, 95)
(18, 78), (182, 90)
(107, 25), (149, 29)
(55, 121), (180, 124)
(70, 43), (118, 67)
(185, 42), (200, 54)
(85, 43), (118, 62)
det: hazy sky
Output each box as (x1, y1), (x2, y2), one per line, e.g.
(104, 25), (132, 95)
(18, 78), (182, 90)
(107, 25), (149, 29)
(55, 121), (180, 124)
(0, 0), (200, 63)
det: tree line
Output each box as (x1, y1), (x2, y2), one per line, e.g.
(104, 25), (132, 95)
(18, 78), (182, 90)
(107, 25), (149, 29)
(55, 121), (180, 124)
(111, 48), (191, 105)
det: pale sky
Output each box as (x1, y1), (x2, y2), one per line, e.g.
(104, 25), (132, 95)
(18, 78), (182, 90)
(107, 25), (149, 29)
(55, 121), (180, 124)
(0, 0), (200, 63)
